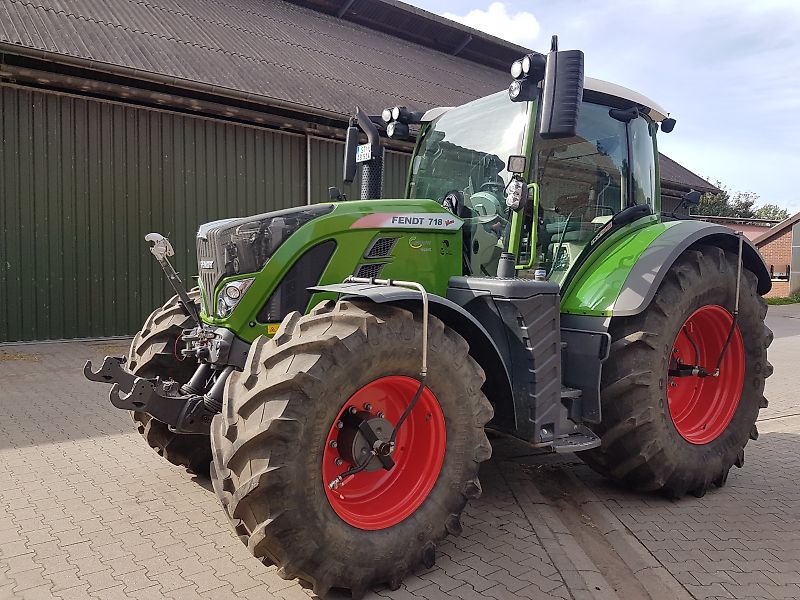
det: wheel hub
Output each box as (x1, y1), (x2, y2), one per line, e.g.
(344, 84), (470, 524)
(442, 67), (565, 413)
(322, 376), (447, 531)
(336, 410), (394, 472)
(666, 304), (745, 445)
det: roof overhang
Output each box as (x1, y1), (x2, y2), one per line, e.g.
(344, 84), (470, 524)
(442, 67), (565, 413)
(752, 212), (800, 245)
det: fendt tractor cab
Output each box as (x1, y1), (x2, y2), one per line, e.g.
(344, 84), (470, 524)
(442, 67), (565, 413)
(86, 37), (772, 597)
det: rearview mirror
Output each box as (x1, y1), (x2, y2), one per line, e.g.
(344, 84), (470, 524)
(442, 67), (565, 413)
(683, 190), (702, 206)
(539, 37), (584, 140)
(660, 118), (676, 133)
(343, 125), (359, 183)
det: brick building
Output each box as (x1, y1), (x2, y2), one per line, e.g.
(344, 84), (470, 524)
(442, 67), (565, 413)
(752, 213), (800, 298)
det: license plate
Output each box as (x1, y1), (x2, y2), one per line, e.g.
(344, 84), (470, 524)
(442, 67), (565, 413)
(356, 143), (372, 163)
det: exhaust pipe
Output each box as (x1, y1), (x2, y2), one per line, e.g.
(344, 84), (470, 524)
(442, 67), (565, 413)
(343, 107), (383, 200)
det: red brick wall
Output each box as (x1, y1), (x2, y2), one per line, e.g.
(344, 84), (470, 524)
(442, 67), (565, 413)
(759, 228), (792, 273)
(766, 280), (790, 299)
(758, 228), (793, 297)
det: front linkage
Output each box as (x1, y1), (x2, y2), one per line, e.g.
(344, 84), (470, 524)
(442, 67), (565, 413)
(84, 233), (247, 435)
(85, 236), (435, 449)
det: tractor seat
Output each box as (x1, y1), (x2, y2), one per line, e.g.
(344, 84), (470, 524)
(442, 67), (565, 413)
(562, 230), (592, 242)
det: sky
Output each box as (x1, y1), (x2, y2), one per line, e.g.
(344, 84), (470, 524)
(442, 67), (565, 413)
(404, 0), (800, 213)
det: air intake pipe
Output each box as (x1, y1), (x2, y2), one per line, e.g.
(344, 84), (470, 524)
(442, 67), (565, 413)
(343, 107), (383, 200)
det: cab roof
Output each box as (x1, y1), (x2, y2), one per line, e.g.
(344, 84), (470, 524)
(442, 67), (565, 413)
(421, 77), (669, 124)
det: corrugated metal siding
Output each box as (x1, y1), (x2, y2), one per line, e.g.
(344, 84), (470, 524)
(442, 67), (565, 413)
(307, 139), (411, 202)
(0, 84), (306, 341)
(308, 137), (361, 203)
(384, 150), (412, 199)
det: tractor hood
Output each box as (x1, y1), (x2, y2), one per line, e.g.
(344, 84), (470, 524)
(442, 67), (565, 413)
(196, 204), (333, 313)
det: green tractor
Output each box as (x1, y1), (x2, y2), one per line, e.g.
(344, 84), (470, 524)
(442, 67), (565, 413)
(86, 37), (772, 597)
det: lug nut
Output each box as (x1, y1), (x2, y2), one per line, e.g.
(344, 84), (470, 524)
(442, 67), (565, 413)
(334, 458), (343, 466)
(363, 403), (372, 412)
(377, 412), (384, 419)
(348, 406), (358, 415)
(336, 421), (343, 429)
(329, 440), (338, 449)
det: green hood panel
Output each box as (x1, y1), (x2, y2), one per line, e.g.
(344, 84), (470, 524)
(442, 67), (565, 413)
(199, 199), (463, 342)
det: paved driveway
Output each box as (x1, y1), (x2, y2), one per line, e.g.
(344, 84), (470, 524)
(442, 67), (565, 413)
(0, 305), (797, 600)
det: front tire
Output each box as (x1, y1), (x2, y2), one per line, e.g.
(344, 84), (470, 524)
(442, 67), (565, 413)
(581, 245), (773, 498)
(210, 300), (493, 597)
(128, 291), (212, 475)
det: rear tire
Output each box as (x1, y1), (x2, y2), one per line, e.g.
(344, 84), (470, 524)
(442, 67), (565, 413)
(128, 291), (212, 475)
(581, 245), (772, 498)
(210, 300), (493, 597)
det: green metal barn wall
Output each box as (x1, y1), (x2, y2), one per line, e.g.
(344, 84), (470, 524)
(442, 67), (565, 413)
(0, 84), (411, 342)
(307, 138), (410, 202)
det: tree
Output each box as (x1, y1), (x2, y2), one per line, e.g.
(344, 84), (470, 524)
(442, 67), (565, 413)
(693, 182), (788, 220)
(753, 204), (790, 220)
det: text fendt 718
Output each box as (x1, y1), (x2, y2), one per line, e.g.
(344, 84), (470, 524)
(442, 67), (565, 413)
(86, 37), (773, 597)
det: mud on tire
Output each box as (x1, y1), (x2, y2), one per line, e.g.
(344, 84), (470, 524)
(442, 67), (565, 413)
(210, 300), (493, 597)
(581, 245), (773, 498)
(129, 290), (212, 475)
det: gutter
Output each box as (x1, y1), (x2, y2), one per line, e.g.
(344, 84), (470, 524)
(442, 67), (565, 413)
(0, 44), (415, 152)
(0, 42), (346, 123)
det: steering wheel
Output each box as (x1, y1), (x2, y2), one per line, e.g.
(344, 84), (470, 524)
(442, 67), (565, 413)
(479, 181), (505, 193)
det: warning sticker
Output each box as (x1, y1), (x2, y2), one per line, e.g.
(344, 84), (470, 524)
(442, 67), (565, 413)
(266, 323), (280, 335)
(351, 213), (463, 231)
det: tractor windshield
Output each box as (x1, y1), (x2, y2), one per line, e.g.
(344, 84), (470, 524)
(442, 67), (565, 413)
(409, 92), (530, 276)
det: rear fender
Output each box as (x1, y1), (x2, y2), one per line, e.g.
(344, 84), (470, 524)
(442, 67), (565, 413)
(561, 220), (771, 318)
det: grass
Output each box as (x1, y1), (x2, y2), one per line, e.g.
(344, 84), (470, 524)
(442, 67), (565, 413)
(767, 294), (800, 305)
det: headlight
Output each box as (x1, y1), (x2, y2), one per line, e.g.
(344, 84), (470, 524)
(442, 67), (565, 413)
(217, 278), (254, 317)
(510, 59), (523, 79)
(521, 55), (531, 75)
(505, 179), (529, 211)
(224, 285), (241, 300)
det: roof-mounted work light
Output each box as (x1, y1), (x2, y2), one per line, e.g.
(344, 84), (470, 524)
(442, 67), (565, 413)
(509, 51), (547, 102)
(386, 121), (410, 139)
(383, 106), (423, 125)
(380, 105), (424, 140)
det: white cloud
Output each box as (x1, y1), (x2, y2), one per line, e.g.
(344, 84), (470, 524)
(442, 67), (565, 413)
(443, 2), (540, 46)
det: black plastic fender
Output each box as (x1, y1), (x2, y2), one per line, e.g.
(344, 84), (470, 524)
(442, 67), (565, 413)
(613, 221), (771, 316)
(309, 282), (513, 422)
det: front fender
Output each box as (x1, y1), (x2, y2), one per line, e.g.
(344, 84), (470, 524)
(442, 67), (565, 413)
(561, 219), (771, 317)
(310, 282), (514, 424)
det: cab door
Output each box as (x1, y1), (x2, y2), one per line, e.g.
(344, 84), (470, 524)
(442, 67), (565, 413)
(530, 101), (630, 283)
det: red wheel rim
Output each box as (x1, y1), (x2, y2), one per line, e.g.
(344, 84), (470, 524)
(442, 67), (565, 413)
(322, 376), (446, 530)
(667, 305), (745, 445)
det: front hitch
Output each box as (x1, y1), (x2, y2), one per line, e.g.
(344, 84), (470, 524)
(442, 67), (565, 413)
(84, 356), (227, 434)
(145, 232), (201, 327)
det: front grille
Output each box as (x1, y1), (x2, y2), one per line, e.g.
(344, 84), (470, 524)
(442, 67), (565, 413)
(365, 237), (398, 259)
(355, 263), (385, 279)
(257, 241), (337, 323)
(196, 237), (219, 315)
